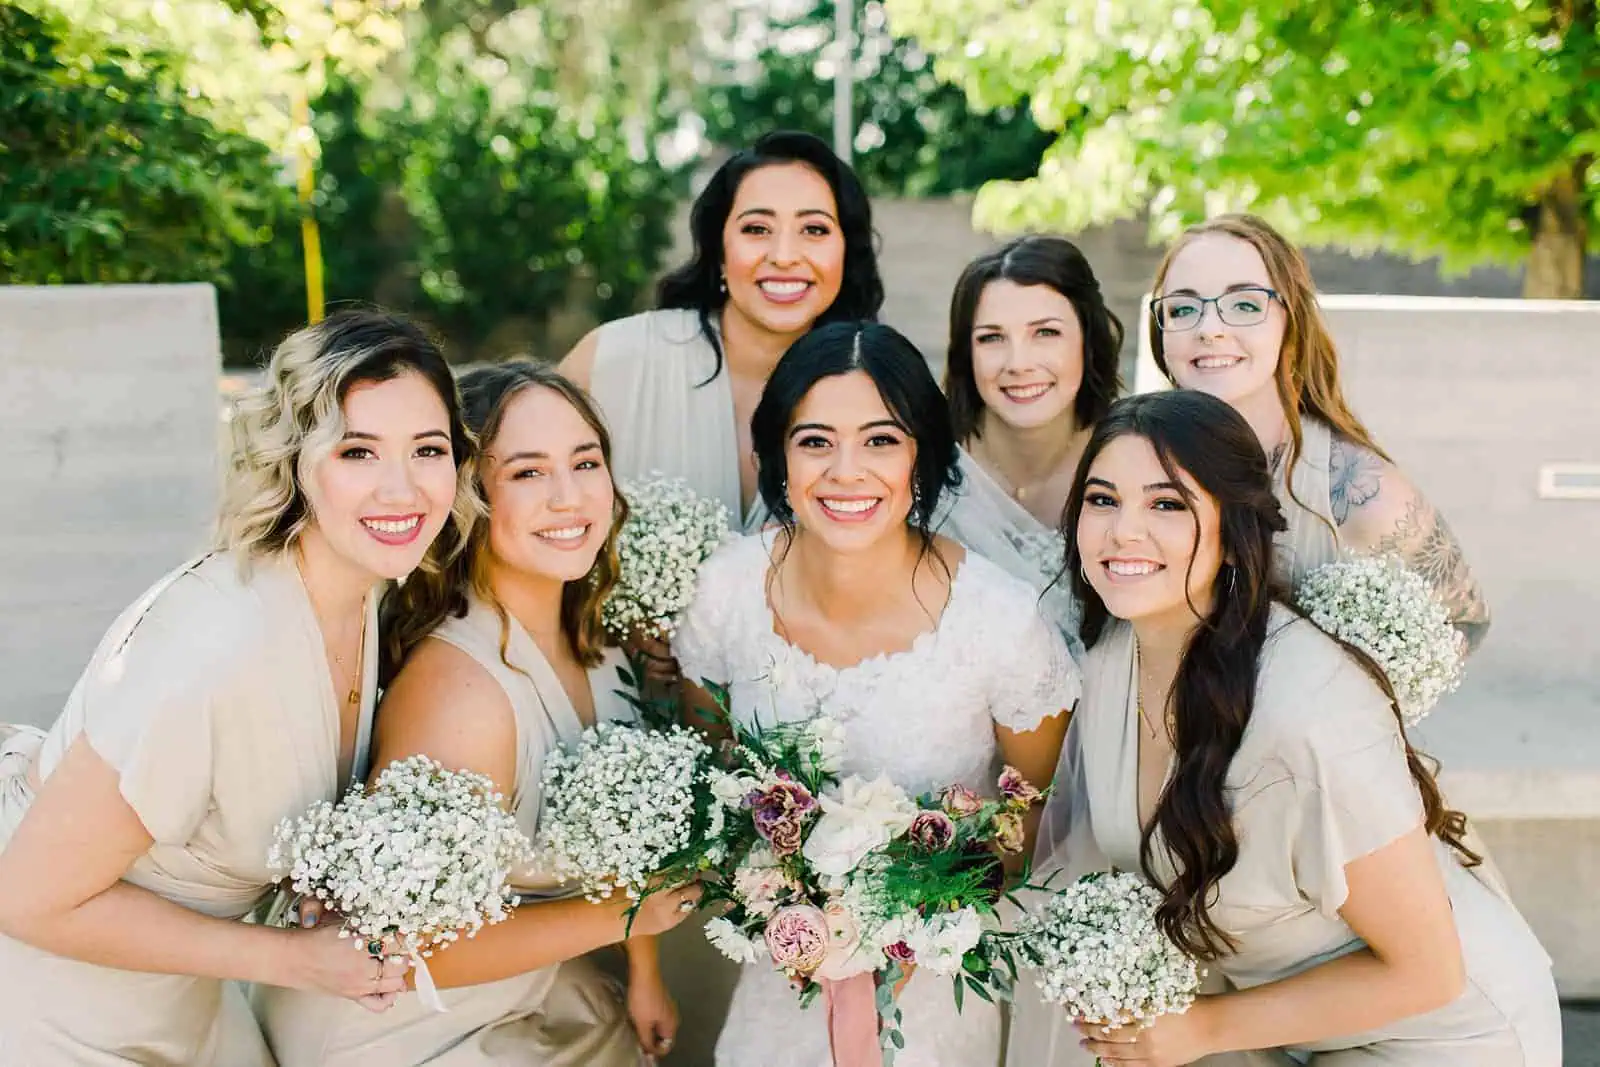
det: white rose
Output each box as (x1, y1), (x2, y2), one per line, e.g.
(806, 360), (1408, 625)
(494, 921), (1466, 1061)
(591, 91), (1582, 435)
(705, 917), (762, 965)
(709, 770), (760, 810)
(807, 717), (849, 775)
(906, 907), (984, 976)
(802, 775), (918, 879)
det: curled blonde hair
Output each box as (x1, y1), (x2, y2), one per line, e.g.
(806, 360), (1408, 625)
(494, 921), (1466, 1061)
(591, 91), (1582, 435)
(381, 361), (628, 682)
(1149, 214), (1392, 491)
(216, 308), (479, 576)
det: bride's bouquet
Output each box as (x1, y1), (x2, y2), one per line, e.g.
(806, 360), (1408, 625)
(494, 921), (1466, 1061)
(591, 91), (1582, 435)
(1014, 871), (1200, 1064)
(268, 755), (534, 1011)
(1294, 553), (1465, 725)
(536, 720), (723, 912)
(602, 473), (731, 643)
(698, 704), (1046, 1063)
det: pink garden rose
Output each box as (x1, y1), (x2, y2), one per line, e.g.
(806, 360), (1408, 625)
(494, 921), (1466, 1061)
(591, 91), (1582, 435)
(765, 904), (831, 975)
(941, 784), (983, 818)
(907, 810), (955, 852)
(998, 765), (1043, 808)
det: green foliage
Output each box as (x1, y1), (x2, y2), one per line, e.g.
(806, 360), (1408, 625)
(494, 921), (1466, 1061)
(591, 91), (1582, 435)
(218, 21), (687, 363)
(699, 0), (1054, 197)
(0, 2), (279, 285)
(884, 0), (1600, 270)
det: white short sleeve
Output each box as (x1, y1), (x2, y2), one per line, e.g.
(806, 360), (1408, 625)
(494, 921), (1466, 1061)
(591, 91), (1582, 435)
(671, 535), (761, 688)
(986, 582), (1082, 733)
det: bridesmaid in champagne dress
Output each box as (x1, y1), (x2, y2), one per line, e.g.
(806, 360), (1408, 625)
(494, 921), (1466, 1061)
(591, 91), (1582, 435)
(256, 363), (699, 1066)
(559, 130), (885, 1062)
(1146, 214), (1491, 652)
(1010, 391), (1560, 1066)
(0, 310), (476, 1064)
(936, 235), (1125, 657)
(560, 129), (884, 537)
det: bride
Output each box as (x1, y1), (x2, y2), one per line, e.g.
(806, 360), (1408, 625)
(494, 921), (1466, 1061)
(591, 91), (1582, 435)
(671, 321), (1080, 1066)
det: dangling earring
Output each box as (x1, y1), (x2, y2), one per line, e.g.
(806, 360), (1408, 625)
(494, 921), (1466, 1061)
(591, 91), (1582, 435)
(1224, 563), (1238, 596)
(909, 481), (922, 520)
(718, 272), (728, 295)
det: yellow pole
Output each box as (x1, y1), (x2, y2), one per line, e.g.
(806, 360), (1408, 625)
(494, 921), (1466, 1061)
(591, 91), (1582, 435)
(293, 84), (325, 324)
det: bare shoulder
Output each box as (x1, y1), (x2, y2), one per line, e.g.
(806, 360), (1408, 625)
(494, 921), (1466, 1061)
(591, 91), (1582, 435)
(555, 327), (603, 390)
(371, 637), (517, 782)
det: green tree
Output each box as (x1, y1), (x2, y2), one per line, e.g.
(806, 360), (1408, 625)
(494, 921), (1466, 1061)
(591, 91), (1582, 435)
(0, 2), (278, 284)
(701, 0), (1053, 196)
(885, 0), (1600, 297)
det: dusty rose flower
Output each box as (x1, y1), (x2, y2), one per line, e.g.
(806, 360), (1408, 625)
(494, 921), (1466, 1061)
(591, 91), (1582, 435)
(765, 904), (831, 975)
(998, 765), (1043, 809)
(732, 851), (797, 919)
(752, 777), (817, 858)
(993, 811), (1026, 854)
(941, 784), (983, 818)
(884, 940), (916, 965)
(907, 810), (955, 851)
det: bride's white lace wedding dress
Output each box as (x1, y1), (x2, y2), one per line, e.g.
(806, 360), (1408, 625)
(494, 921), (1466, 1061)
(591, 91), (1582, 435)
(673, 531), (1082, 1067)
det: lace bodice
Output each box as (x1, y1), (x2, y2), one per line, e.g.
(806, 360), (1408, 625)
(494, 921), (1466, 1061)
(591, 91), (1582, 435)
(674, 532), (1081, 798)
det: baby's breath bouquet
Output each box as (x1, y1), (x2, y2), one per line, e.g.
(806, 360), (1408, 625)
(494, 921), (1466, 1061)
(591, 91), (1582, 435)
(268, 755), (533, 1012)
(1016, 871), (1199, 1064)
(602, 473), (731, 642)
(1294, 553), (1465, 726)
(536, 721), (722, 915)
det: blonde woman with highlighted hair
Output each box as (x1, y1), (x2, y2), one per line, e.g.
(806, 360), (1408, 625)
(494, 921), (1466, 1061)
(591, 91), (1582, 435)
(0, 308), (476, 1063)
(257, 360), (700, 1066)
(1149, 214), (1491, 652)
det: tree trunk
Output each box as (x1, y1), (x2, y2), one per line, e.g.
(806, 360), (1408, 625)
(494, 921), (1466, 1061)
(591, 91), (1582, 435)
(1523, 159), (1589, 299)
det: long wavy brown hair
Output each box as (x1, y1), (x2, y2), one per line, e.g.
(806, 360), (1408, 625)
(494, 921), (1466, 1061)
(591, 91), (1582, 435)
(1149, 215), (1392, 507)
(381, 361), (627, 683)
(1064, 391), (1475, 960)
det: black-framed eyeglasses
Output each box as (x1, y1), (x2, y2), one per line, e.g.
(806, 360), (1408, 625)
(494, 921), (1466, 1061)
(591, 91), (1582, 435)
(1151, 287), (1280, 332)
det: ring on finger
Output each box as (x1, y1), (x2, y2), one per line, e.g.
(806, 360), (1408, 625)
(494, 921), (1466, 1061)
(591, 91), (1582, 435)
(366, 938), (384, 958)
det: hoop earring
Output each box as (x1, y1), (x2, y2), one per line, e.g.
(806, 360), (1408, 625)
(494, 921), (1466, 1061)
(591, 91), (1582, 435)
(1225, 564), (1238, 596)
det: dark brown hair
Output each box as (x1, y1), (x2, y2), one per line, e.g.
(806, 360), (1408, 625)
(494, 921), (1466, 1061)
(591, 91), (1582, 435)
(1064, 390), (1474, 960)
(945, 235), (1124, 441)
(382, 361), (627, 682)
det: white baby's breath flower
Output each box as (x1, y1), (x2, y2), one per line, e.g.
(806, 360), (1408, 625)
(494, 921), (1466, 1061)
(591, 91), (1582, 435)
(1017, 871), (1199, 1028)
(537, 722), (713, 901)
(1294, 554), (1465, 726)
(268, 755), (533, 958)
(603, 474), (731, 642)
(705, 916), (763, 964)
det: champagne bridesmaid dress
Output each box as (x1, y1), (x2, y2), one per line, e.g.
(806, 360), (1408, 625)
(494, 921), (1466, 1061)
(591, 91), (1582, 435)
(0, 551), (380, 1065)
(1010, 608), (1562, 1065)
(255, 593), (644, 1066)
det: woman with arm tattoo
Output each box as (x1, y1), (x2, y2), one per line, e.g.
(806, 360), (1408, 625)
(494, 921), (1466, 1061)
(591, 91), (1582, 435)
(1146, 215), (1491, 653)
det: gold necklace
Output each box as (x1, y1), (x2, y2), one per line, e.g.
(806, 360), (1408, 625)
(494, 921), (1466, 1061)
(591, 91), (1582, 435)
(330, 607), (367, 707)
(1133, 639), (1168, 740)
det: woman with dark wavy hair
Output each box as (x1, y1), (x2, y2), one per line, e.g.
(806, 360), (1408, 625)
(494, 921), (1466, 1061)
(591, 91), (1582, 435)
(673, 322), (1078, 1067)
(561, 129), (882, 536)
(1009, 391), (1558, 1066)
(256, 362), (700, 1066)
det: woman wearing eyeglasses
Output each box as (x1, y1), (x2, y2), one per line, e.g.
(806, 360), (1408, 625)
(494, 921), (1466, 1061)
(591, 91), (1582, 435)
(1147, 215), (1490, 652)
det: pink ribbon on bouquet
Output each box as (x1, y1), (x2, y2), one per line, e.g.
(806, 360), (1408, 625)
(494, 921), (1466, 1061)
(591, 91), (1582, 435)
(820, 973), (881, 1067)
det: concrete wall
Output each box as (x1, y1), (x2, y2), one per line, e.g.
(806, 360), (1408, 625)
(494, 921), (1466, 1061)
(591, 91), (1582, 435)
(1138, 296), (1600, 993)
(1, 285), (221, 728)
